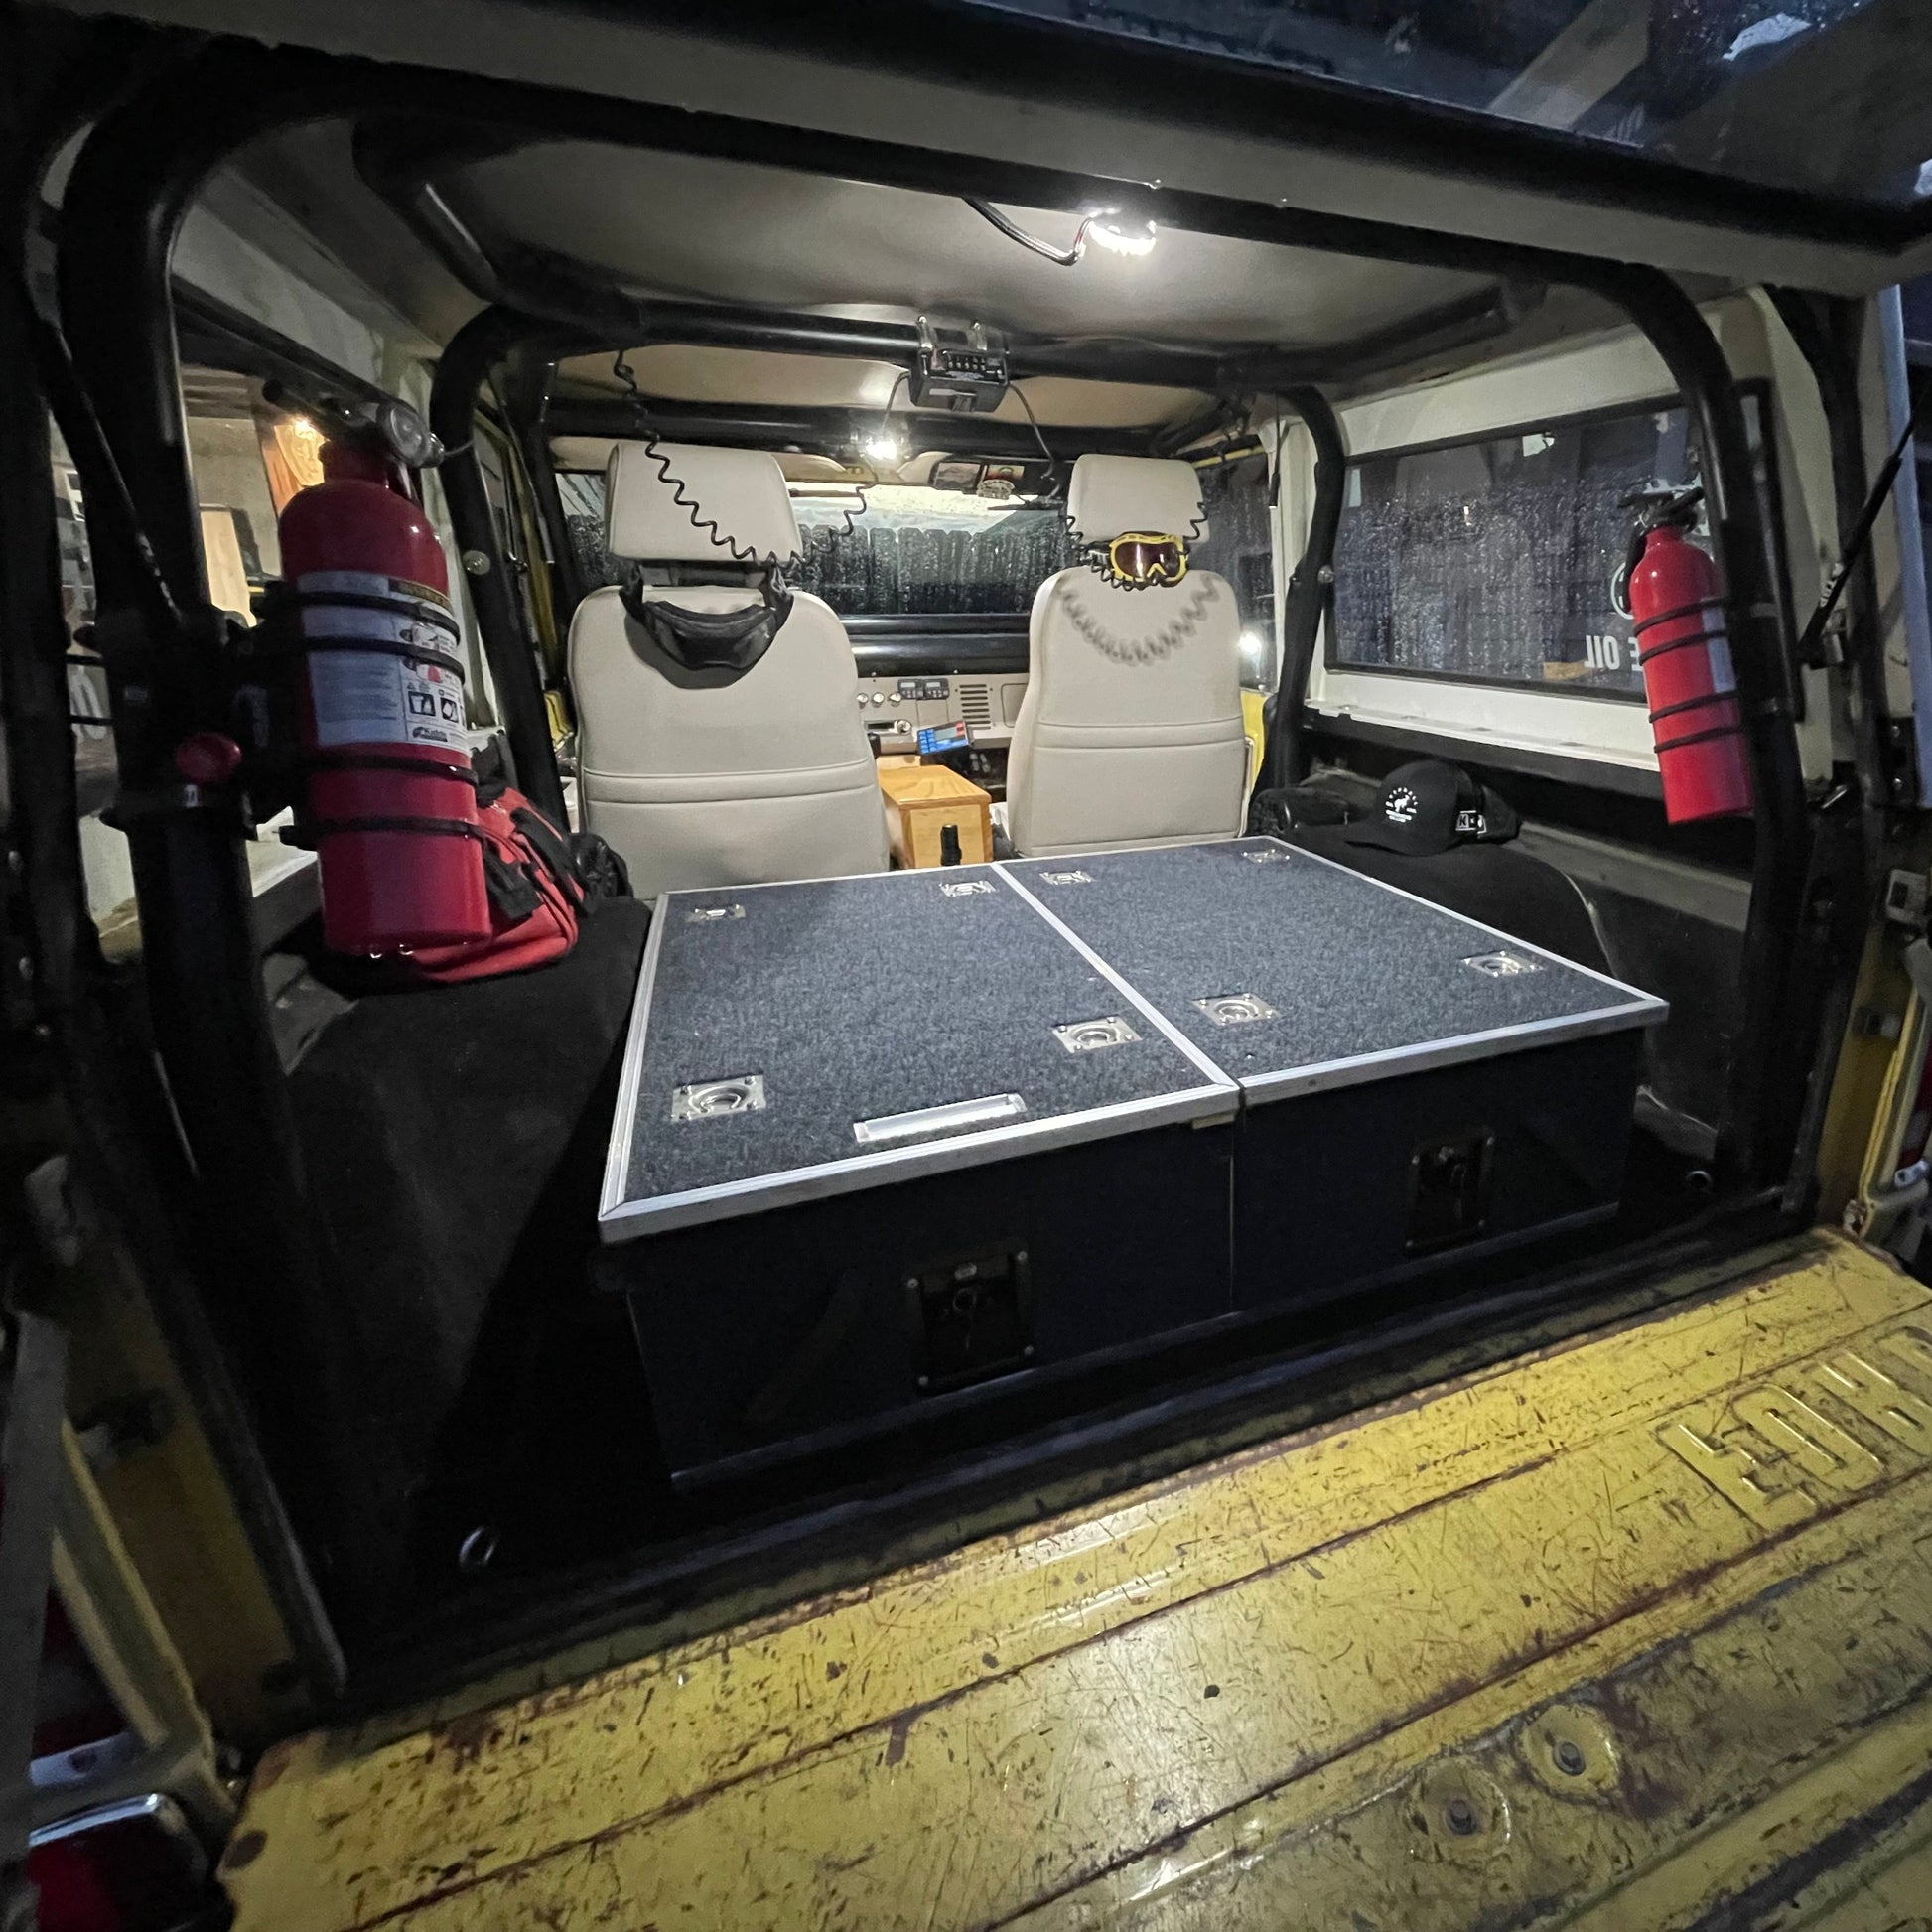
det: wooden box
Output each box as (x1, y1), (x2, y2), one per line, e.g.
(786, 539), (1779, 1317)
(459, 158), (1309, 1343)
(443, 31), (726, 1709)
(876, 760), (993, 869)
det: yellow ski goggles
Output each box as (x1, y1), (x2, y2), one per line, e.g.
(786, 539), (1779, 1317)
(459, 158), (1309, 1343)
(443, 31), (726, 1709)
(1093, 531), (1190, 588)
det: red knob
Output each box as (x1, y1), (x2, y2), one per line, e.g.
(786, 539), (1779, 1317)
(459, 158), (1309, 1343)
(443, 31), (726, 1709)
(175, 732), (243, 786)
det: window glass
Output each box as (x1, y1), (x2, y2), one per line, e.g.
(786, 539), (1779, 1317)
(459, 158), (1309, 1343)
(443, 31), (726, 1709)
(792, 485), (1074, 616)
(1329, 404), (1694, 698)
(940, 0), (1918, 212)
(63, 369), (299, 920)
(180, 367), (291, 619)
(561, 471), (1078, 616)
(558, 470), (607, 593)
(562, 456), (1277, 629)
(50, 426), (116, 819)
(1189, 446), (1277, 686)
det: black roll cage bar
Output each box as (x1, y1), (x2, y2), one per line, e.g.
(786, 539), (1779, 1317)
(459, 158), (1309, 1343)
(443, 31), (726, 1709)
(20, 18), (1883, 1687)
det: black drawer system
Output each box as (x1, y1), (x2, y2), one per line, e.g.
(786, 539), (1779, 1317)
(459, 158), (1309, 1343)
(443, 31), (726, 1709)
(600, 842), (1663, 1482)
(1003, 841), (1660, 1311)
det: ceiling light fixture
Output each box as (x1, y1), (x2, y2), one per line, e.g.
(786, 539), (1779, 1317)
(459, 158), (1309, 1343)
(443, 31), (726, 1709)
(863, 430), (906, 465)
(1086, 212), (1159, 257)
(963, 197), (1159, 268)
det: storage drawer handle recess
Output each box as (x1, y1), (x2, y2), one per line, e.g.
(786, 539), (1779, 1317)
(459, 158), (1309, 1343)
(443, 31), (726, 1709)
(1194, 993), (1279, 1026)
(1462, 950), (1539, 978)
(671, 1074), (767, 1121)
(1054, 1016), (1140, 1053)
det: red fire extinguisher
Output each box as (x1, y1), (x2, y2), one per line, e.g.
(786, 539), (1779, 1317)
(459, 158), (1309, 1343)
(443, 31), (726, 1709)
(278, 436), (492, 954)
(1621, 487), (1754, 826)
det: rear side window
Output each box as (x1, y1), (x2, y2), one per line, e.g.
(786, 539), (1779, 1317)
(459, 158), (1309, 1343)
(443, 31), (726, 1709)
(1329, 403), (1693, 700)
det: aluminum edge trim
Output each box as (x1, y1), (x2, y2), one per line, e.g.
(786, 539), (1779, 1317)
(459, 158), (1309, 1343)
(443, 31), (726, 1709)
(654, 857), (1005, 902)
(993, 865), (1239, 1089)
(598, 1081), (1235, 1243)
(1241, 1000), (1663, 1103)
(598, 891), (672, 1222)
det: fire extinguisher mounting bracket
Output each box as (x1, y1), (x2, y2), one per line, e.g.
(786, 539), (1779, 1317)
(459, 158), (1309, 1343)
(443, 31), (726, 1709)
(263, 383), (445, 470)
(1618, 482), (1704, 529)
(1612, 484), (1709, 621)
(100, 782), (244, 829)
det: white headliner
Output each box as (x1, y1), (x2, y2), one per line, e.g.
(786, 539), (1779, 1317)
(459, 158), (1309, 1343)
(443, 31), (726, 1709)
(451, 142), (1490, 348)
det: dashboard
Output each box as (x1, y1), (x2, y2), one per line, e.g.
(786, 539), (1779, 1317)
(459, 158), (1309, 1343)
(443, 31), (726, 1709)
(846, 613), (1031, 752)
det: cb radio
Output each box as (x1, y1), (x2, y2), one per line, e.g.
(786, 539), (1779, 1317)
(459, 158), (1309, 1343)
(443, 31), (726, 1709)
(911, 317), (1010, 414)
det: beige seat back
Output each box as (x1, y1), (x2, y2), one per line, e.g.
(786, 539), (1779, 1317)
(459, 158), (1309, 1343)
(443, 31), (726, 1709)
(568, 442), (889, 900)
(1006, 455), (1248, 857)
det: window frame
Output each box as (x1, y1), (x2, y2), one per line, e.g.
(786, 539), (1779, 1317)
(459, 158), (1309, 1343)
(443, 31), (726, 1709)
(1322, 390), (1670, 708)
(1319, 383), (1795, 711)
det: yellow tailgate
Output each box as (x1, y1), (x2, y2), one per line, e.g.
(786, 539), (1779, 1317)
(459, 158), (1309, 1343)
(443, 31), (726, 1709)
(222, 1229), (1932, 1930)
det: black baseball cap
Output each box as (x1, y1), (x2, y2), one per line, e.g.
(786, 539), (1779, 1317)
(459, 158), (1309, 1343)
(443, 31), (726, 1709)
(1344, 759), (1521, 857)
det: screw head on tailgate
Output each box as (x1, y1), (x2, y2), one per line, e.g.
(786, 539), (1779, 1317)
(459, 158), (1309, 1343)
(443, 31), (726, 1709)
(1519, 1706), (1620, 1799)
(1409, 1763), (1509, 1863)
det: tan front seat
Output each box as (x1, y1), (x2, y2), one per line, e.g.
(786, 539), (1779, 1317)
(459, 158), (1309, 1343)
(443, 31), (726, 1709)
(568, 442), (889, 900)
(1006, 454), (1247, 857)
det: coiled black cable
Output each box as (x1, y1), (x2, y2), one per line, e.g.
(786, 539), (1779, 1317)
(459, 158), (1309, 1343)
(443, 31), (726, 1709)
(612, 351), (876, 562)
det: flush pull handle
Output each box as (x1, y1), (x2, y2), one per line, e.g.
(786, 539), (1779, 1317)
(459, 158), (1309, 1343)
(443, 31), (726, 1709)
(853, 1093), (1027, 1147)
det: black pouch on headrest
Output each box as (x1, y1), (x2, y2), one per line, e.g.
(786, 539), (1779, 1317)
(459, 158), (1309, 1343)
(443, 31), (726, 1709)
(621, 573), (793, 678)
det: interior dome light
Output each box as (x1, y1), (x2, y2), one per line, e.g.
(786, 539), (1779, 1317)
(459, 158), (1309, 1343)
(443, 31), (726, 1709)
(1087, 212), (1159, 257)
(963, 197), (1159, 267)
(864, 432), (906, 465)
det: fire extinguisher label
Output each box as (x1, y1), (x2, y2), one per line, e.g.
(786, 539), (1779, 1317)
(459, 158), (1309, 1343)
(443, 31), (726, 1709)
(298, 568), (456, 621)
(310, 655), (469, 750)
(297, 570), (462, 660)
(1706, 627), (1737, 695)
(299, 571), (468, 750)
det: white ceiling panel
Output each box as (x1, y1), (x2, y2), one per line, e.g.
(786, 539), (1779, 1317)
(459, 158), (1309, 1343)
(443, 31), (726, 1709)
(452, 142), (1490, 348)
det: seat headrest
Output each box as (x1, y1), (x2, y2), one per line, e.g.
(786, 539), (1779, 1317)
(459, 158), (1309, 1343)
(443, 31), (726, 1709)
(605, 441), (801, 567)
(1067, 454), (1207, 546)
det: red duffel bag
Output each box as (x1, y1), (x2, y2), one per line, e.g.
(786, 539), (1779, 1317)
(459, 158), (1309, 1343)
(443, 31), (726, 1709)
(399, 782), (613, 984)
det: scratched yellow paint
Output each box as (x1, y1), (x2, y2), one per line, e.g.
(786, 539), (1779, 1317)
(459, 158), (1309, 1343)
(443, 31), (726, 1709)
(1793, 1792), (1932, 1930)
(1030, 1525), (1932, 1929)
(225, 1231), (1932, 1930)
